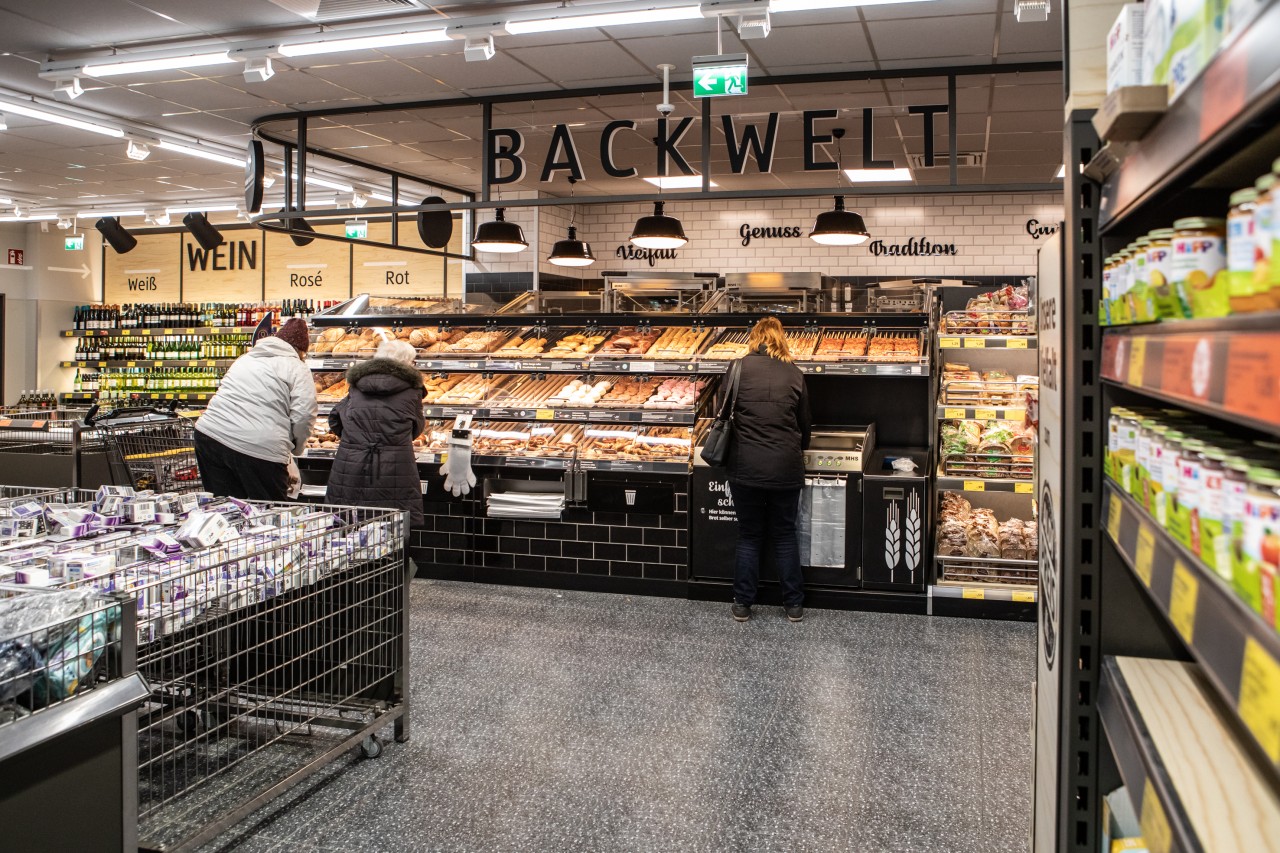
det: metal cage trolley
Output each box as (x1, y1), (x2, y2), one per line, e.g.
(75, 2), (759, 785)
(59, 496), (410, 852)
(90, 403), (204, 494)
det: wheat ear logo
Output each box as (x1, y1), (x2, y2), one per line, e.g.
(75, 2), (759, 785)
(904, 490), (921, 583)
(885, 500), (901, 581)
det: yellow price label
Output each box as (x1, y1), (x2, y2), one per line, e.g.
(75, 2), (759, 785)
(963, 480), (986, 492)
(1015, 482), (1034, 494)
(126, 361), (136, 368)
(188, 360), (198, 367)
(1134, 525), (1156, 587)
(120, 329), (131, 336)
(1140, 779), (1173, 853)
(939, 337), (961, 349)
(535, 408), (555, 420)
(163, 328), (173, 335)
(62, 331), (72, 337)
(964, 337), (987, 348)
(1168, 561), (1198, 644)
(1012, 590), (1035, 603)
(962, 588), (986, 600)
(1127, 338), (1147, 386)
(140, 329), (152, 336)
(1107, 492), (1123, 541)
(974, 407), (999, 420)
(943, 408), (965, 419)
(1006, 338), (1029, 349)
(1239, 637), (1280, 762)
(163, 394), (174, 400)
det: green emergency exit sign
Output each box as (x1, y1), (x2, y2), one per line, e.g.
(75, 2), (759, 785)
(692, 53), (748, 98)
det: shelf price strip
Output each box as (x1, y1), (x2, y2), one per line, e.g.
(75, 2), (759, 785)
(1239, 638), (1280, 763)
(1168, 561), (1198, 644)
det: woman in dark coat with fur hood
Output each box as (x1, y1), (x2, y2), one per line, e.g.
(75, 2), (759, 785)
(325, 339), (426, 526)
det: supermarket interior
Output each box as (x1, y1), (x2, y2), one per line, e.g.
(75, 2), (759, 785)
(0, 0), (1278, 850)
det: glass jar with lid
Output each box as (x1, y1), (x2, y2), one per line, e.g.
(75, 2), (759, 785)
(1115, 249), (1134, 324)
(1198, 447), (1230, 573)
(1101, 256), (1116, 326)
(1228, 187), (1266, 312)
(1241, 467), (1280, 625)
(1109, 408), (1137, 486)
(1147, 229), (1179, 318)
(1268, 159), (1280, 305)
(1173, 438), (1208, 551)
(1172, 217), (1228, 318)
(1129, 237), (1154, 321)
(1258, 172), (1277, 305)
(1219, 456), (1254, 581)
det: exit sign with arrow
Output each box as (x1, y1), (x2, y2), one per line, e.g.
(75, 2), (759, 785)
(692, 53), (748, 98)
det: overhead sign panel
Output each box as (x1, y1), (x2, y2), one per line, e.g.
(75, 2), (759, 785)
(692, 53), (748, 98)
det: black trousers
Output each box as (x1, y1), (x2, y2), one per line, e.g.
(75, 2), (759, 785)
(194, 430), (290, 501)
(730, 481), (804, 607)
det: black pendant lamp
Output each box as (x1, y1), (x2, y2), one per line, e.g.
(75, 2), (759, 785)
(629, 200), (688, 250)
(472, 207), (527, 253)
(548, 225), (595, 267)
(809, 195), (870, 246)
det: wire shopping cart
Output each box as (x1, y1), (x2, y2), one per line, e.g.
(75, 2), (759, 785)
(88, 402), (204, 494)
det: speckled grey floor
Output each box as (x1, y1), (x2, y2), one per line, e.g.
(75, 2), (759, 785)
(197, 579), (1035, 853)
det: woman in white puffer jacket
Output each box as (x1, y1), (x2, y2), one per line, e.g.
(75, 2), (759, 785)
(194, 317), (317, 500)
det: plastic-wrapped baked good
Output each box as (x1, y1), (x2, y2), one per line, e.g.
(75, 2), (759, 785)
(966, 508), (1000, 558)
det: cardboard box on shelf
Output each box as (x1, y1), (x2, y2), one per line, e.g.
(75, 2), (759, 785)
(1108, 4), (1146, 93)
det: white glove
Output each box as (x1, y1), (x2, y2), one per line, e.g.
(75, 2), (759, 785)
(441, 429), (476, 497)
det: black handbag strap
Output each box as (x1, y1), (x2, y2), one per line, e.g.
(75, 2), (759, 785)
(717, 359), (743, 421)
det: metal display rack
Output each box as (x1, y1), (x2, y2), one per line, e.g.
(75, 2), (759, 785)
(2, 492), (412, 853)
(1041, 7), (1280, 846)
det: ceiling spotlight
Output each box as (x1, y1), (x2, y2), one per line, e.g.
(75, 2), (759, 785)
(1014, 0), (1051, 21)
(350, 191), (368, 209)
(464, 35), (496, 62)
(11, 205), (22, 218)
(55, 218), (71, 230)
(95, 217), (137, 254)
(809, 196), (870, 246)
(182, 211), (224, 251)
(472, 208), (527, 253)
(629, 201), (688, 250)
(144, 211), (171, 226)
(289, 215), (317, 247)
(242, 56), (275, 83)
(548, 226), (596, 267)
(51, 77), (84, 100)
(125, 139), (151, 161)
(738, 10), (771, 38)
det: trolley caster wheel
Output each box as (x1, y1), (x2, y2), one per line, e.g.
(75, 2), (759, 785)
(177, 709), (206, 735)
(360, 735), (383, 759)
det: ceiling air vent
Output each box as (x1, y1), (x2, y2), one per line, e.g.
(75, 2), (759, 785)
(268, 0), (431, 22)
(907, 152), (985, 169)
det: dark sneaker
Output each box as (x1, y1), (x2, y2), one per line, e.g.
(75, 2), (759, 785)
(785, 605), (804, 623)
(731, 603), (752, 622)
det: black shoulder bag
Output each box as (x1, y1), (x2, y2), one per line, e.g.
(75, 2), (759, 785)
(699, 358), (742, 468)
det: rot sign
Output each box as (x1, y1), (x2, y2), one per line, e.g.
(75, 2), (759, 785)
(6, 249), (23, 265)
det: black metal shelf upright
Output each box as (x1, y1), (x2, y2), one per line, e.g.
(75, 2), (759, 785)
(1042, 4), (1280, 850)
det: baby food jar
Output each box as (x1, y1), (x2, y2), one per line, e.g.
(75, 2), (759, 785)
(1172, 217), (1228, 318)
(1175, 438), (1208, 552)
(1147, 229), (1178, 318)
(1228, 188), (1266, 312)
(1241, 467), (1280, 627)
(1257, 172), (1276, 304)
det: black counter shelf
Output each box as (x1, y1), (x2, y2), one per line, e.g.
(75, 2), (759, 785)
(928, 582), (1036, 621)
(1103, 481), (1280, 779)
(1098, 655), (1280, 853)
(62, 359), (237, 369)
(309, 306), (930, 329)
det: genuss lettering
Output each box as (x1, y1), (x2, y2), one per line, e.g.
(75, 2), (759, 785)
(740, 224), (804, 246)
(486, 105), (947, 185)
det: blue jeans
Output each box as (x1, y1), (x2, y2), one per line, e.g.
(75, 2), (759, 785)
(730, 482), (804, 607)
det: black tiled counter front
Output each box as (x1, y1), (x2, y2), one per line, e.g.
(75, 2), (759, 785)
(409, 465), (690, 596)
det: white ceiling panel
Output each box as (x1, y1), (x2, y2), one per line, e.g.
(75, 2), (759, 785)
(507, 41), (650, 82)
(867, 15), (997, 61)
(750, 22), (872, 70)
(860, 0), (1000, 21)
(303, 60), (456, 99)
(401, 53), (550, 90)
(998, 12), (1062, 53)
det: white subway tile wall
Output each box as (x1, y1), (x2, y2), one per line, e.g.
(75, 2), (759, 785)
(467, 192), (1063, 279)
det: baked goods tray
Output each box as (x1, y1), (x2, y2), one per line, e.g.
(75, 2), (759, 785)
(589, 327), (715, 360)
(939, 378), (1033, 406)
(937, 555), (1038, 586)
(939, 308), (1035, 335)
(942, 455), (1033, 479)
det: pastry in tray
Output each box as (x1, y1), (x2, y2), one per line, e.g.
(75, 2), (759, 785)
(433, 329), (511, 355)
(596, 327), (661, 356)
(317, 379), (348, 402)
(541, 379), (613, 408)
(489, 375), (574, 407)
(643, 377), (705, 409)
(422, 374), (464, 403)
(490, 333), (553, 358)
(646, 327), (710, 359)
(596, 377), (663, 407)
(433, 375), (508, 406)
(812, 330), (869, 360)
(703, 330), (750, 359)
(782, 331), (819, 359)
(545, 331), (608, 357)
(866, 332), (920, 361)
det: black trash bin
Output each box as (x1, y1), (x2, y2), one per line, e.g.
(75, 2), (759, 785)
(862, 447), (930, 591)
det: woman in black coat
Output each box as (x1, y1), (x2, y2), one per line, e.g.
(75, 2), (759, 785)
(726, 316), (811, 623)
(325, 339), (426, 527)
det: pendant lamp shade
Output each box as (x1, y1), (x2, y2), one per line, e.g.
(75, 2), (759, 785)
(629, 201), (688, 249)
(472, 207), (527, 253)
(548, 225), (595, 267)
(809, 196), (870, 246)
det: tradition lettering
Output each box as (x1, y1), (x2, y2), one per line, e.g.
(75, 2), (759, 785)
(867, 237), (957, 257)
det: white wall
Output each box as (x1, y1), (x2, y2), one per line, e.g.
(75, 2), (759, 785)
(470, 191), (1065, 280)
(0, 223), (102, 404)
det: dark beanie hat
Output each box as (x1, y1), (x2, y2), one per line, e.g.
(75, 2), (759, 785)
(276, 317), (310, 354)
